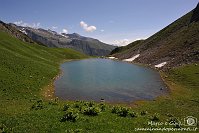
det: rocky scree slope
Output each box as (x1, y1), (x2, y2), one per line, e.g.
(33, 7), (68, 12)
(111, 3), (199, 70)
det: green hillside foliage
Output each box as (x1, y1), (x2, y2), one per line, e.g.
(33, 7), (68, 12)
(0, 31), (88, 101)
(1, 4), (199, 132)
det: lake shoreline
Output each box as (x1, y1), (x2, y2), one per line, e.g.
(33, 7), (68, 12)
(43, 58), (171, 106)
(41, 59), (78, 100)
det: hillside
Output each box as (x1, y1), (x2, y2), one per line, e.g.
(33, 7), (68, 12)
(0, 21), (33, 43)
(111, 4), (199, 70)
(1, 3), (199, 133)
(10, 24), (116, 56)
(0, 31), (198, 132)
(0, 30), (88, 100)
(0, 29), (199, 132)
(110, 40), (144, 55)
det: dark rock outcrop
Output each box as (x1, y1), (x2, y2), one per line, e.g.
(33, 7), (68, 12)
(190, 2), (199, 22)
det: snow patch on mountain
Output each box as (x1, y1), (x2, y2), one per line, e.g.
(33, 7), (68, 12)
(19, 28), (27, 35)
(123, 54), (140, 62)
(155, 62), (167, 68)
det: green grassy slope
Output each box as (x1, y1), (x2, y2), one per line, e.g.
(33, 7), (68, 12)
(134, 64), (199, 130)
(0, 30), (199, 132)
(0, 31), (88, 112)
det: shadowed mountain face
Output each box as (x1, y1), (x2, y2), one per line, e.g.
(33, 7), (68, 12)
(111, 3), (199, 70)
(10, 25), (116, 56)
(190, 3), (199, 22)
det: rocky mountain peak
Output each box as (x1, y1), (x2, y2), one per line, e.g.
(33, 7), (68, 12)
(8, 23), (116, 56)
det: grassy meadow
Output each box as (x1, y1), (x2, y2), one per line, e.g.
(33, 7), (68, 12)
(0, 31), (199, 133)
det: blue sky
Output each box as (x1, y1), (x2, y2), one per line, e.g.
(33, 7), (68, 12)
(0, 0), (198, 45)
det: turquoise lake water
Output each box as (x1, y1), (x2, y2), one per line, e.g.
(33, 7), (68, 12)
(54, 59), (167, 103)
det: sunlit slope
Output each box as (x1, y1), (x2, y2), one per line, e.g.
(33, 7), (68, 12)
(0, 31), (88, 100)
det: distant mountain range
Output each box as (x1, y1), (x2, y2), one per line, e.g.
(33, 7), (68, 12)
(7, 24), (116, 56)
(111, 3), (199, 70)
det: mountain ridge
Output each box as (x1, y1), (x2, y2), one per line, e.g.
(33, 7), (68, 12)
(0, 20), (34, 43)
(111, 4), (199, 70)
(9, 23), (116, 56)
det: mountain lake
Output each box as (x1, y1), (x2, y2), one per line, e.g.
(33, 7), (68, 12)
(54, 59), (168, 103)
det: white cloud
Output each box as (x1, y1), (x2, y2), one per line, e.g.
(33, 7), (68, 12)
(80, 21), (96, 32)
(14, 20), (41, 28)
(100, 29), (104, 32)
(62, 29), (68, 34)
(114, 39), (130, 46)
(14, 20), (23, 25)
(80, 21), (87, 28)
(51, 26), (58, 30)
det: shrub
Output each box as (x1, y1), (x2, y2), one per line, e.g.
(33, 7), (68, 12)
(129, 111), (138, 118)
(88, 101), (95, 107)
(73, 101), (86, 111)
(111, 106), (130, 117)
(118, 107), (129, 117)
(60, 110), (79, 122)
(111, 106), (121, 114)
(83, 107), (101, 116)
(31, 100), (44, 110)
(48, 99), (58, 105)
(99, 103), (106, 111)
(63, 104), (70, 111)
(73, 102), (81, 109)
(140, 111), (148, 116)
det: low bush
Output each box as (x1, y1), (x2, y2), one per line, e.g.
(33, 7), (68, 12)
(118, 107), (129, 117)
(88, 101), (95, 107)
(48, 101), (58, 105)
(60, 110), (79, 122)
(63, 104), (70, 111)
(129, 111), (138, 118)
(83, 107), (101, 116)
(111, 106), (121, 114)
(99, 103), (106, 111)
(48, 98), (59, 105)
(31, 100), (44, 110)
(111, 106), (130, 117)
(73, 102), (81, 109)
(140, 111), (148, 116)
